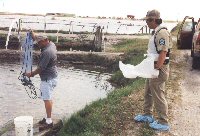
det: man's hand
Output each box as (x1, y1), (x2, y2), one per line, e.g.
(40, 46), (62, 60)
(29, 29), (36, 41)
(24, 72), (32, 78)
(156, 51), (167, 69)
(25, 67), (40, 78)
(24, 71), (36, 78)
(154, 63), (160, 70)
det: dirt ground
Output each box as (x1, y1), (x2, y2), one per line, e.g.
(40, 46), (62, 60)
(169, 50), (200, 136)
(155, 49), (200, 136)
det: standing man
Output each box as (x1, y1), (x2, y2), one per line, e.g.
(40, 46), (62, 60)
(134, 9), (172, 131)
(26, 32), (58, 131)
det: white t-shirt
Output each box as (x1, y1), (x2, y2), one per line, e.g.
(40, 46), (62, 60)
(147, 35), (157, 54)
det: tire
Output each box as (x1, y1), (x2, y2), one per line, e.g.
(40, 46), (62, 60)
(192, 56), (200, 69)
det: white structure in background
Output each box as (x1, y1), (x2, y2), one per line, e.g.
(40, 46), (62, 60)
(0, 1), (6, 12)
(5, 18), (18, 49)
(119, 54), (159, 78)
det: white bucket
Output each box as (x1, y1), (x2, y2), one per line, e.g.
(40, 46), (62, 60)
(14, 116), (33, 136)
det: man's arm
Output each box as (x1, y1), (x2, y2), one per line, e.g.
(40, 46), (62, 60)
(29, 30), (36, 41)
(25, 67), (41, 78)
(155, 51), (167, 69)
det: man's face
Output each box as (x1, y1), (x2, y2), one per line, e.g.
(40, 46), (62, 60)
(37, 40), (46, 48)
(146, 18), (155, 29)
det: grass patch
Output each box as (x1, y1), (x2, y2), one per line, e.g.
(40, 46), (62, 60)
(138, 124), (155, 136)
(109, 39), (148, 87)
(48, 36), (72, 43)
(112, 38), (148, 53)
(59, 79), (145, 136)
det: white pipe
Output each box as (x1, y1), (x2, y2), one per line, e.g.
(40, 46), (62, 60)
(56, 22), (62, 43)
(5, 18), (18, 50)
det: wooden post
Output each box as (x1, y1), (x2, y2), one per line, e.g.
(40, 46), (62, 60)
(146, 25), (148, 33)
(94, 26), (103, 52)
(18, 19), (22, 50)
(18, 19), (21, 35)
(44, 16), (46, 33)
(141, 26), (144, 34)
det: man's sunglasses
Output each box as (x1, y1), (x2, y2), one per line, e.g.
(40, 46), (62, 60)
(146, 18), (154, 22)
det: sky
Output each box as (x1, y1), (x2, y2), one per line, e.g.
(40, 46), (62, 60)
(0, 0), (199, 21)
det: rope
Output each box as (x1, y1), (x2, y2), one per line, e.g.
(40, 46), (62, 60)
(18, 32), (39, 99)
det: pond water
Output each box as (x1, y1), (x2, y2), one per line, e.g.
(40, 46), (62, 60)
(0, 63), (114, 128)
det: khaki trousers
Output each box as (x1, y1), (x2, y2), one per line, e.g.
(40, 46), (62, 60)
(144, 65), (169, 124)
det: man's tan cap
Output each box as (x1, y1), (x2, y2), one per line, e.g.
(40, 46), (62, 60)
(143, 9), (160, 19)
(35, 34), (48, 43)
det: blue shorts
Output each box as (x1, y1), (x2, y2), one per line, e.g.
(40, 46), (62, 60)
(40, 78), (58, 100)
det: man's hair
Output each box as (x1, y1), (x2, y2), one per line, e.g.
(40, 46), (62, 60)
(155, 18), (162, 25)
